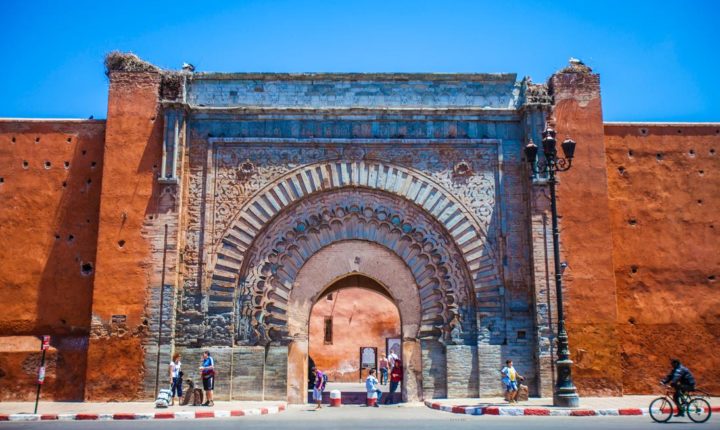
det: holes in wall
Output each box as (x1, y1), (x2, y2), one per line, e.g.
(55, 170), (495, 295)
(617, 166), (626, 175)
(80, 262), (94, 276)
(630, 265), (639, 274)
(117, 239), (126, 248)
(11, 136), (16, 143)
(677, 129), (683, 134)
(150, 116), (156, 122)
(697, 199), (703, 205)
(35, 137), (40, 143)
(86, 178), (92, 185)
(152, 164), (158, 170)
(698, 170), (705, 176)
(711, 149), (716, 155)
(628, 218), (637, 226)
(628, 149), (634, 158)
(86, 219), (91, 224)
(60, 319), (67, 325)
(516, 330), (527, 340)
(689, 149), (696, 157)
(0, 177), (4, 184)
(62, 181), (67, 188)
(67, 234), (75, 242)
(54, 233), (60, 240)
(44, 161), (51, 169)
(709, 275), (716, 282)
(148, 215), (154, 220)
(91, 161), (97, 168)
(628, 317), (636, 325)
(656, 153), (663, 161)
(64, 161), (70, 169)
(66, 137), (72, 143)
(639, 128), (648, 136)
(81, 149), (87, 156)
(22, 160), (29, 169)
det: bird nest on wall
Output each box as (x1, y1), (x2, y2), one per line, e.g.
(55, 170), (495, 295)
(104, 51), (160, 76)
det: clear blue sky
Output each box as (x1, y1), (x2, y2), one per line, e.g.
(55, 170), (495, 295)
(2, 0), (718, 121)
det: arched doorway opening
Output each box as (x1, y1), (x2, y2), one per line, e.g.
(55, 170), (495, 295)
(308, 274), (402, 403)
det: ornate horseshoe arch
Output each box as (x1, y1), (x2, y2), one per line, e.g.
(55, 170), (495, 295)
(208, 160), (504, 337)
(231, 189), (475, 345)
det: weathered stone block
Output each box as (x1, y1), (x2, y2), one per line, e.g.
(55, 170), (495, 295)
(231, 346), (265, 400)
(264, 345), (288, 400)
(446, 345), (479, 398)
(421, 339), (446, 399)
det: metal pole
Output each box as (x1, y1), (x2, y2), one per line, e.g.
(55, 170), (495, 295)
(33, 340), (46, 414)
(548, 168), (579, 407)
(154, 224), (169, 396)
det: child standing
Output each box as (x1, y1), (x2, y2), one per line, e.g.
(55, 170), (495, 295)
(501, 359), (524, 404)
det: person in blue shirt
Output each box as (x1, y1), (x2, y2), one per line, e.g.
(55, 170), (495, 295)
(365, 369), (382, 407)
(199, 351), (215, 407)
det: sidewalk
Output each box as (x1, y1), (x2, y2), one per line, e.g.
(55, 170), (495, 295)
(425, 395), (720, 417)
(0, 400), (286, 422)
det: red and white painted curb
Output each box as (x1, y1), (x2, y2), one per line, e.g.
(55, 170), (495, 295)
(425, 400), (720, 417)
(0, 404), (285, 422)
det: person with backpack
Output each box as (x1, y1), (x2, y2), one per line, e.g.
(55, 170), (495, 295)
(661, 358), (697, 417)
(199, 351), (215, 407)
(312, 366), (326, 409)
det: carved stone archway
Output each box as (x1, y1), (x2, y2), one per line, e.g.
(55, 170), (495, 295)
(209, 160), (504, 325)
(209, 189), (477, 347)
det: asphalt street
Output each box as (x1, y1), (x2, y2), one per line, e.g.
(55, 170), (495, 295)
(2, 404), (716, 430)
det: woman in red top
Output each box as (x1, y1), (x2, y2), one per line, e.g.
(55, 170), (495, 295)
(384, 359), (403, 404)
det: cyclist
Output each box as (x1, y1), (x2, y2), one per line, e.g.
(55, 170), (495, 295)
(661, 358), (696, 417)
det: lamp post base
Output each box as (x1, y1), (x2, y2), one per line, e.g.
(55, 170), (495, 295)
(553, 358), (580, 407)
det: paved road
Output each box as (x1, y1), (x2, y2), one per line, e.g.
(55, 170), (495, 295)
(2, 405), (715, 429)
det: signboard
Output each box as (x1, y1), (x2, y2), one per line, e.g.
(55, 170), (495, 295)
(42, 335), (51, 351)
(386, 337), (401, 361)
(360, 347), (377, 368)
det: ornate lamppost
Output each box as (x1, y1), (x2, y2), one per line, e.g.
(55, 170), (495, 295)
(524, 126), (580, 407)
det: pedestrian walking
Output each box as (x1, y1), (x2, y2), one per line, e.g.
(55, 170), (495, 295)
(312, 366), (326, 409)
(199, 351), (215, 407)
(384, 358), (403, 404)
(366, 368), (382, 407)
(168, 353), (183, 406)
(501, 359), (524, 404)
(388, 350), (399, 370)
(379, 354), (389, 385)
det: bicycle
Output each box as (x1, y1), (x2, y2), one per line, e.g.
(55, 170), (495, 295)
(649, 384), (712, 423)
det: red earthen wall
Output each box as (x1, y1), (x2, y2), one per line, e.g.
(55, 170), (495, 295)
(84, 71), (164, 400)
(309, 287), (401, 382)
(0, 119), (105, 400)
(550, 71), (623, 396)
(604, 124), (720, 394)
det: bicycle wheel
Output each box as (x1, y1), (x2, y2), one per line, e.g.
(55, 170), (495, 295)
(686, 397), (711, 424)
(649, 397), (674, 423)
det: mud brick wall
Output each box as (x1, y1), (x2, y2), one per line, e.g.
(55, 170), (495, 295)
(0, 119), (105, 400)
(605, 123), (720, 394)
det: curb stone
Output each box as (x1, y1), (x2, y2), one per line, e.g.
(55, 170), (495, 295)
(425, 400), (645, 417)
(0, 404), (285, 422)
(425, 400), (720, 417)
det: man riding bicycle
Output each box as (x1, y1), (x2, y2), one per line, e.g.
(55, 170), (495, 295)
(661, 358), (696, 417)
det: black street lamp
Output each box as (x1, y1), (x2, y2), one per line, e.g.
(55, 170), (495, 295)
(524, 126), (580, 408)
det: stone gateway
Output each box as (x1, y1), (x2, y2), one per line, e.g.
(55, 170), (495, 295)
(0, 53), (718, 402)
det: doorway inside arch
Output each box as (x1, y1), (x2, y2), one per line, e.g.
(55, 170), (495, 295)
(307, 274), (402, 404)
